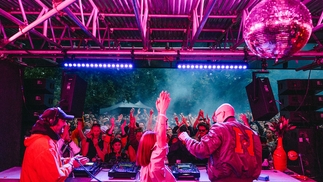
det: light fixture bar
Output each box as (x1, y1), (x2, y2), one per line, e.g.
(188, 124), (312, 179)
(63, 62), (133, 69)
(177, 62), (248, 70)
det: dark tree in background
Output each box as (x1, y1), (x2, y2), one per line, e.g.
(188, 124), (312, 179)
(23, 68), (167, 114)
(24, 67), (322, 117)
(24, 67), (63, 106)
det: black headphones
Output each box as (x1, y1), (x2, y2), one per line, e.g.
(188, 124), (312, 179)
(48, 107), (60, 126)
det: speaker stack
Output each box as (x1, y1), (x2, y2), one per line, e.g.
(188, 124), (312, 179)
(278, 79), (323, 125)
(22, 78), (55, 138)
(278, 79), (323, 177)
(24, 78), (55, 120)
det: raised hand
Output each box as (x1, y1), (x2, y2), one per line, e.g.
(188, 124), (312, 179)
(240, 113), (250, 128)
(155, 91), (171, 114)
(149, 109), (154, 116)
(199, 109), (204, 117)
(121, 120), (127, 129)
(155, 91), (171, 148)
(118, 114), (123, 121)
(130, 108), (136, 127)
(181, 115), (189, 126)
(130, 108), (135, 116)
(206, 114), (211, 125)
(174, 115), (180, 126)
(121, 120), (127, 135)
(110, 117), (115, 126)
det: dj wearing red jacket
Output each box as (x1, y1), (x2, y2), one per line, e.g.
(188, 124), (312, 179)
(179, 103), (262, 182)
(20, 107), (89, 182)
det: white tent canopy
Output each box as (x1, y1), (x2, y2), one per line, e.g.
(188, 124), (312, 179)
(100, 101), (151, 114)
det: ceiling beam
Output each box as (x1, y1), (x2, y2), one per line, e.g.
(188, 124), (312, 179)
(63, 8), (105, 49)
(1, 49), (323, 58)
(132, 0), (148, 49)
(190, 0), (217, 48)
(1, 0), (76, 47)
(0, 8), (62, 48)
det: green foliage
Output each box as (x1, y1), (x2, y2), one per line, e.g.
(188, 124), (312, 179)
(23, 68), (166, 114)
(24, 67), (63, 105)
(22, 67), (323, 118)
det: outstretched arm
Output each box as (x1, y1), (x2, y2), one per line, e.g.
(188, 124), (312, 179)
(146, 109), (154, 131)
(107, 117), (115, 135)
(193, 109), (204, 129)
(240, 113), (251, 128)
(155, 91), (171, 148)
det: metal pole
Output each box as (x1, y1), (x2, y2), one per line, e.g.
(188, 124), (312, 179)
(190, 0), (217, 47)
(6, 0), (77, 45)
(132, 0), (147, 49)
(64, 8), (104, 49)
(0, 8), (61, 48)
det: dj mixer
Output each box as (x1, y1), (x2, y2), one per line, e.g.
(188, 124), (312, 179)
(72, 162), (101, 177)
(171, 163), (200, 180)
(108, 162), (140, 179)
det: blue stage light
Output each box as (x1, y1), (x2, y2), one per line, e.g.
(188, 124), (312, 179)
(177, 62), (248, 70)
(63, 62), (133, 69)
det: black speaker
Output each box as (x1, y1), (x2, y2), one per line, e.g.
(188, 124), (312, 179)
(283, 127), (321, 177)
(60, 74), (87, 118)
(246, 77), (278, 121)
(278, 95), (323, 111)
(25, 94), (54, 109)
(280, 111), (323, 125)
(24, 79), (55, 94)
(278, 79), (323, 95)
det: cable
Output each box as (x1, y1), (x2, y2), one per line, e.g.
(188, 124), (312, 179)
(294, 70), (312, 113)
(55, 99), (66, 107)
(65, 145), (101, 182)
(74, 158), (102, 182)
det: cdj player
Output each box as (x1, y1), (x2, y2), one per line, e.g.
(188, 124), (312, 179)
(171, 163), (200, 180)
(72, 162), (101, 177)
(108, 162), (140, 179)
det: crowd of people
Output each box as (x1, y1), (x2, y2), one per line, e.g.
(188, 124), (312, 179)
(20, 90), (281, 182)
(65, 108), (278, 165)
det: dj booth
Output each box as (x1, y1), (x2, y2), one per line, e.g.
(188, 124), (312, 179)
(0, 164), (316, 182)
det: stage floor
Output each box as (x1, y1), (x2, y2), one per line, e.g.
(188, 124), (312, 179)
(0, 166), (317, 182)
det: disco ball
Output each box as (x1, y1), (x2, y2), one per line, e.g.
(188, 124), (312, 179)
(244, 0), (313, 59)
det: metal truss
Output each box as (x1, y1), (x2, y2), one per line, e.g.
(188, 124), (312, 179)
(0, 0), (323, 70)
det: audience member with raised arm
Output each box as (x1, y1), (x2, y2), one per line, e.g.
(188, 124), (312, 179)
(178, 103), (262, 182)
(137, 91), (176, 182)
(128, 108), (144, 162)
(21, 107), (89, 182)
